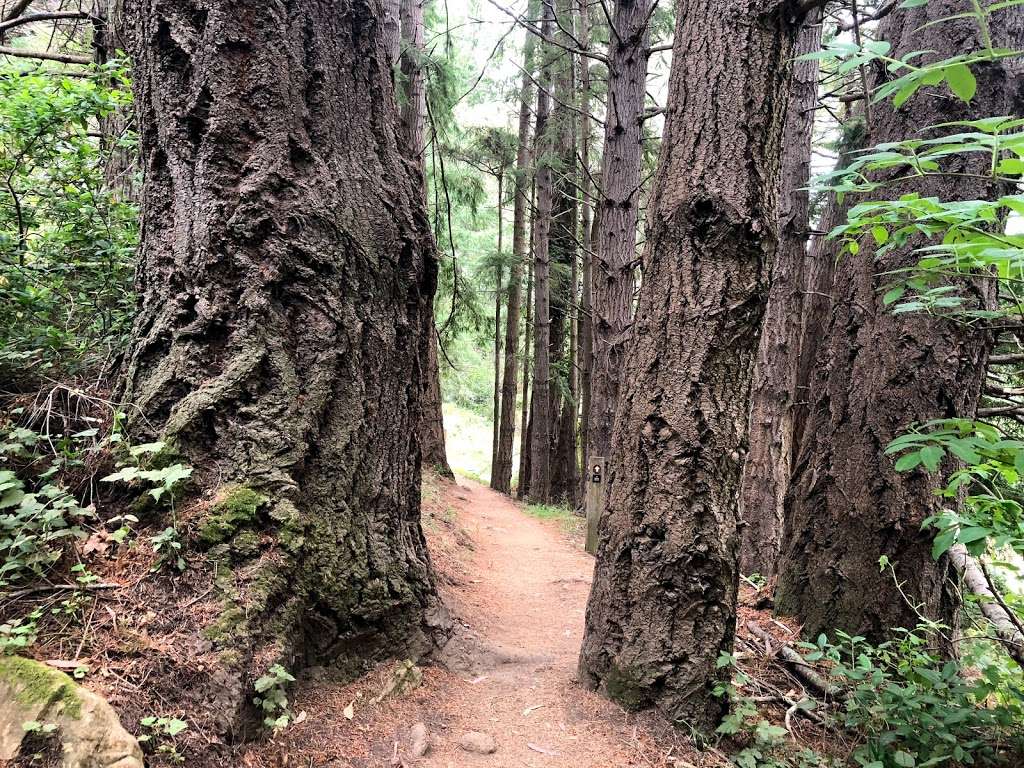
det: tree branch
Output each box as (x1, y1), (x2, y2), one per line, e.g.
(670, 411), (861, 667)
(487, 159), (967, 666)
(0, 11), (92, 34)
(1, 0), (35, 24)
(0, 44), (92, 64)
(485, 0), (609, 65)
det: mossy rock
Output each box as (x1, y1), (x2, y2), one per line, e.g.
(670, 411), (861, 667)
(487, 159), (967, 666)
(0, 656), (82, 720)
(197, 486), (269, 548)
(0, 656), (143, 767)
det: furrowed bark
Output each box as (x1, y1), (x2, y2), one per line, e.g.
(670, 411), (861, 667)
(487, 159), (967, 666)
(119, 0), (446, 737)
(738, 10), (822, 580)
(777, 1), (1023, 642)
(579, 0), (800, 733)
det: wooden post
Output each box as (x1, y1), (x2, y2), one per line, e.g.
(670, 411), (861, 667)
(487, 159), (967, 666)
(585, 457), (605, 555)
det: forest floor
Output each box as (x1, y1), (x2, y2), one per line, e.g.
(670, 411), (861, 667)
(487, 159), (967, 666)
(245, 475), (726, 768)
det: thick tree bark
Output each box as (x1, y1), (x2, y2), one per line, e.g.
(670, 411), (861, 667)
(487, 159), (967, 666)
(791, 120), (864, 452)
(738, 11), (822, 580)
(578, 0), (799, 732)
(776, 2), (1023, 642)
(528, 5), (555, 502)
(493, 32), (536, 495)
(119, 0), (445, 734)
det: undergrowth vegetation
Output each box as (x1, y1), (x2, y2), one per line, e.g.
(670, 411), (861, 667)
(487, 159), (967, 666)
(0, 63), (137, 381)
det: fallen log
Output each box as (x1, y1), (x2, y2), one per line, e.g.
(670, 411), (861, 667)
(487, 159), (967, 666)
(948, 543), (1024, 668)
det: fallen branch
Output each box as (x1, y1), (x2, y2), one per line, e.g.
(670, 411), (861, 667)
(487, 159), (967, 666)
(0, 45), (92, 64)
(3, 582), (121, 601)
(948, 544), (1024, 668)
(746, 621), (842, 699)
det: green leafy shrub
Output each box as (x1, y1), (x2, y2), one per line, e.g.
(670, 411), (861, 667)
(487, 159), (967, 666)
(800, 627), (1024, 767)
(0, 62), (137, 379)
(0, 423), (94, 587)
(253, 663), (295, 730)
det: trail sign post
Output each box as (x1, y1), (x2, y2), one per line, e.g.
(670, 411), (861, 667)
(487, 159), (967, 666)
(585, 457), (605, 555)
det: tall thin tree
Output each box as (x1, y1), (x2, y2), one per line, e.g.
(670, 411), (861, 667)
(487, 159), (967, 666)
(528, 2), (556, 502)
(549, 0), (580, 506)
(585, 0), (651, 474)
(494, 28), (537, 494)
(402, 0), (453, 478)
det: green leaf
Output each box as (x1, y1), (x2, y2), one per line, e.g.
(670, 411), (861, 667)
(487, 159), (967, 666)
(919, 445), (943, 472)
(894, 452), (923, 472)
(894, 749), (916, 767)
(945, 64), (976, 103)
(883, 286), (906, 305)
(129, 441), (166, 458)
(932, 528), (956, 560)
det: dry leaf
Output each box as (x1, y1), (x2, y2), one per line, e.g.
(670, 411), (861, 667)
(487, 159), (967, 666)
(527, 743), (559, 756)
(343, 702), (355, 720)
(45, 659), (88, 669)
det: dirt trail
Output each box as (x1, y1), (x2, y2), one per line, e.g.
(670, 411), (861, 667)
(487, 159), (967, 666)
(273, 477), (708, 767)
(424, 478), (629, 766)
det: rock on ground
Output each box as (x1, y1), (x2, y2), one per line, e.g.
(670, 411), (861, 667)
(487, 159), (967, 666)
(0, 656), (143, 768)
(458, 730), (497, 754)
(408, 722), (429, 757)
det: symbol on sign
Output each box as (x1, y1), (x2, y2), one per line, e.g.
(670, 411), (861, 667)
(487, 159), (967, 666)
(591, 464), (602, 484)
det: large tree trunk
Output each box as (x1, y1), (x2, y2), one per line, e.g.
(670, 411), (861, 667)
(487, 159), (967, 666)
(119, 0), (445, 734)
(578, 0), (799, 732)
(791, 119), (864, 452)
(585, 0), (649, 473)
(528, 5), (555, 502)
(776, 2), (1023, 642)
(493, 32), (536, 495)
(400, 0), (453, 478)
(738, 11), (822, 580)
